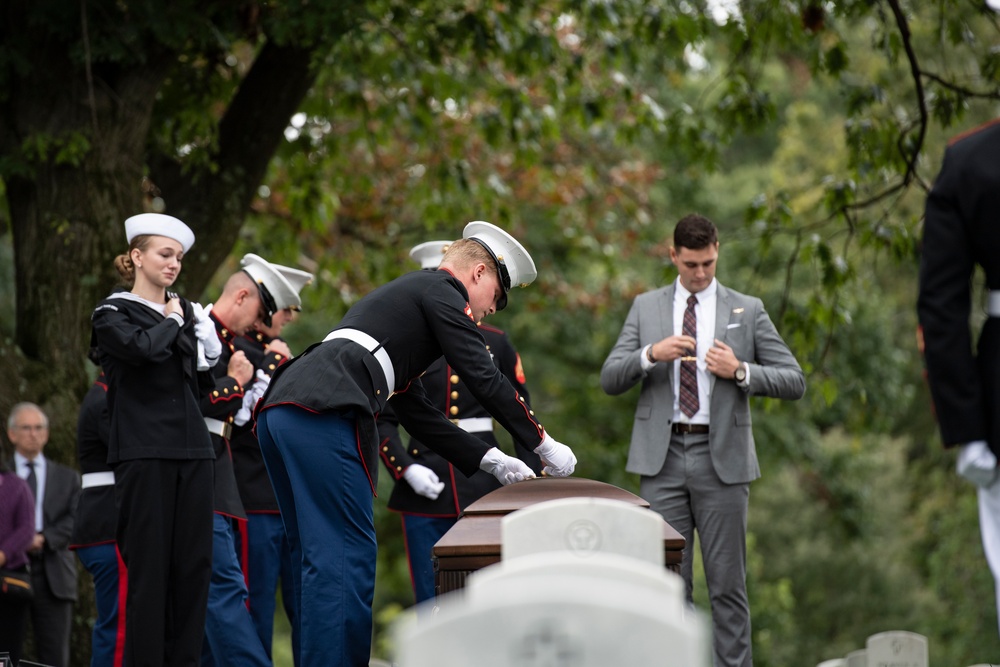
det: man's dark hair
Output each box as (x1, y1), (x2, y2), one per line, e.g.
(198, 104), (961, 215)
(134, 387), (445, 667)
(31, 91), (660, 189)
(673, 214), (718, 250)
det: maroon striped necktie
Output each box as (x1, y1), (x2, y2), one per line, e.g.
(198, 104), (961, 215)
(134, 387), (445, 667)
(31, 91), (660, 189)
(679, 294), (699, 417)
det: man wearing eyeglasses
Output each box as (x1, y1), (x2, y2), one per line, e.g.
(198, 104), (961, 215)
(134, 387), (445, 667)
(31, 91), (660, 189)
(6, 402), (80, 667)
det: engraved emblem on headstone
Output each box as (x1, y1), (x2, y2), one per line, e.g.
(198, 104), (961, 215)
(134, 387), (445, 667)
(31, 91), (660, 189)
(564, 519), (602, 554)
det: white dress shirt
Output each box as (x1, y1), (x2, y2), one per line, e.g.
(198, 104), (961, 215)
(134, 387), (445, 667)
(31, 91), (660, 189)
(671, 278), (716, 425)
(15, 451), (46, 532)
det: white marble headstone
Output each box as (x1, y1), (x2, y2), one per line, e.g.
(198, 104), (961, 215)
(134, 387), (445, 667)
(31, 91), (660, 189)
(845, 649), (867, 667)
(467, 551), (687, 620)
(501, 497), (665, 566)
(865, 631), (928, 667)
(395, 571), (708, 667)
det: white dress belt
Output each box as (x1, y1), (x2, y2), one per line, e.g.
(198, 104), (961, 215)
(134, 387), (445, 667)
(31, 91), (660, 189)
(989, 291), (1000, 317)
(323, 328), (396, 394)
(204, 417), (232, 439)
(81, 471), (115, 489)
(454, 417), (493, 433)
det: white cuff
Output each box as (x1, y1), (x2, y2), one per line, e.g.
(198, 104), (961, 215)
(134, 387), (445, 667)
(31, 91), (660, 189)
(737, 362), (751, 389)
(640, 344), (656, 372)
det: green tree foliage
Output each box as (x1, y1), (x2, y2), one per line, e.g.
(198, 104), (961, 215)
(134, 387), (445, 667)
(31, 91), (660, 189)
(3, 0), (1000, 664)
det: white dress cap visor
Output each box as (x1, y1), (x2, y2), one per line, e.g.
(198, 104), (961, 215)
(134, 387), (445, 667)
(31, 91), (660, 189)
(409, 240), (453, 269)
(240, 253), (305, 321)
(462, 221), (537, 310)
(124, 213), (195, 253)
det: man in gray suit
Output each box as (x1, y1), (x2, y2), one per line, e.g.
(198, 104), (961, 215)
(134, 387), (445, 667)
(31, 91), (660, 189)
(600, 214), (805, 667)
(7, 402), (81, 667)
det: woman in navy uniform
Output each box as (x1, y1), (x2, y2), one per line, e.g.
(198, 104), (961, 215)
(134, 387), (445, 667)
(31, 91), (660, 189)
(69, 355), (125, 667)
(91, 213), (217, 667)
(379, 241), (542, 603)
(255, 221), (578, 666)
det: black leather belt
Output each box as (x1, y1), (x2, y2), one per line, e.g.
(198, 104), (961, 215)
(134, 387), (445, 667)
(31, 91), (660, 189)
(672, 423), (709, 434)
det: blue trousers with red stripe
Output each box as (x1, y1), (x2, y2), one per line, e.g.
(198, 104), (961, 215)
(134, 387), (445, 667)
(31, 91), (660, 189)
(236, 512), (298, 662)
(257, 406), (376, 667)
(76, 543), (126, 667)
(201, 514), (270, 667)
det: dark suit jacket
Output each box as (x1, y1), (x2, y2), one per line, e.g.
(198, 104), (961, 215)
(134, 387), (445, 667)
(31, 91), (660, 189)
(600, 281), (805, 484)
(918, 118), (1000, 454)
(13, 457), (81, 601)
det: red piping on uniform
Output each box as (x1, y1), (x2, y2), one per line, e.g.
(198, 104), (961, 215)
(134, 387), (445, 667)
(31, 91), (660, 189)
(949, 117), (1000, 146)
(443, 363), (454, 424)
(447, 465), (461, 515)
(357, 419), (377, 496)
(114, 544), (128, 667)
(235, 517), (250, 606)
(378, 436), (404, 480)
(69, 538), (117, 551)
(400, 514), (417, 596)
(207, 384), (245, 405)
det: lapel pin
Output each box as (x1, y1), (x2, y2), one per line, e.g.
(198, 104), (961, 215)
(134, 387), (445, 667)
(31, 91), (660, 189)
(733, 307), (744, 314)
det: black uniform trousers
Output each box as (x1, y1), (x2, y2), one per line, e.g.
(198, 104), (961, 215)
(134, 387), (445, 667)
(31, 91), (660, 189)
(115, 458), (214, 667)
(27, 555), (73, 667)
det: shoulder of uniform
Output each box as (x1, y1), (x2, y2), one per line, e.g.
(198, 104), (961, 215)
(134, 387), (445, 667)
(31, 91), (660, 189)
(92, 301), (120, 315)
(478, 322), (506, 335)
(947, 117), (1000, 147)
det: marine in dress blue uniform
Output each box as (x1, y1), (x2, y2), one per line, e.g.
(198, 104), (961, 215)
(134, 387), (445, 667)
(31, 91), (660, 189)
(379, 241), (542, 602)
(230, 256), (313, 662)
(255, 222), (578, 666)
(200, 255), (305, 667)
(70, 365), (126, 667)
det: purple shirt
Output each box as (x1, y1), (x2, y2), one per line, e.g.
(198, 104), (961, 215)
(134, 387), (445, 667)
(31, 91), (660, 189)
(0, 471), (35, 571)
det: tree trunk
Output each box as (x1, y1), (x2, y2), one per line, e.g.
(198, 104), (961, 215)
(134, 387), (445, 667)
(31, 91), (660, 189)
(0, 29), (174, 462)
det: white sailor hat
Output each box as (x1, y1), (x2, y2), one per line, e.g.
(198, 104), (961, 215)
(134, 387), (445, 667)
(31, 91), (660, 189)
(240, 254), (313, 326)
(124, 213), (195, 253)
(409, 240), (453, 269)
(463, 221), (537, 310)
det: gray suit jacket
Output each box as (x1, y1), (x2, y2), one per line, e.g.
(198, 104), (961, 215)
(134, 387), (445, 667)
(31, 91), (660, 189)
(600, 281), (805, 485)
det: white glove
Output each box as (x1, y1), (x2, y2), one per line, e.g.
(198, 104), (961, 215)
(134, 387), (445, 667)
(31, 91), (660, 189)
(957, 440), (998, 488)
(534, 433), (577, 477)
(192, 302), (222, 370)
(403, 464), (445, 500)
(234, 369), (269, 427)
(480, 447), (536, 485)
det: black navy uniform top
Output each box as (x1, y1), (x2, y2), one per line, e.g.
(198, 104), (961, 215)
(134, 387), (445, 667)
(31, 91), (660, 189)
(919, 117), (1000, 455)
(379, 323), (543, 516)
(70, 374), (115, 548)
(199, 311), (256, 519)
(91, 293), (214, 464)
(230, 330), (289, 513)
(257, 268), (547, 493)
